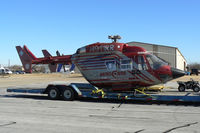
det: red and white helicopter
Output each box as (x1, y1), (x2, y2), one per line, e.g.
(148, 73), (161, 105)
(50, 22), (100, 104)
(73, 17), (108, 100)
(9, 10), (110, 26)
(16, 35), (185, 91)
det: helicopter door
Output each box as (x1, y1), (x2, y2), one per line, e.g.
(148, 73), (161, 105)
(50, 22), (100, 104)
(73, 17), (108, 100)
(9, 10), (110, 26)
(133, 55), (148, 71)
(138, 55), (148, 70)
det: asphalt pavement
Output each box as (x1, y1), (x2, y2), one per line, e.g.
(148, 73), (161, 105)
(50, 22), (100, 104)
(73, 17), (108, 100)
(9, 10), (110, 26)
(0, 87), (200, 133)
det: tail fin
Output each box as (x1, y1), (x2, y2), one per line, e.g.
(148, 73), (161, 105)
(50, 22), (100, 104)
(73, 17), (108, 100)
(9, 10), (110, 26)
(70, 64), (75, 71)
(42, 49), (57, 72)
(42, 49), (52, 57)
(23, 45), (37, 60)
(16, 46), (32, 73)
(57, 64), (63, 72)
(56, 50), (61, 56)
(55, 50), (63, 72)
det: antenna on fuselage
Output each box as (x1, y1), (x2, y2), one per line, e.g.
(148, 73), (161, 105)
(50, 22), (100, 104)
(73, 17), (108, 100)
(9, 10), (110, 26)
(108, 35), (121, 43)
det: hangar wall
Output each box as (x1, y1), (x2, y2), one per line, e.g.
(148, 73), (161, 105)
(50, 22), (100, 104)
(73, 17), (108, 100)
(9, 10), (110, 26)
(126, 41), (186, 71)
(176, 49), (187, 71)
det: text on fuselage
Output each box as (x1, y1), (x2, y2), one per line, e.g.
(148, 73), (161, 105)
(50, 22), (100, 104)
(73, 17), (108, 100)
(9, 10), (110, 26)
(90, 45), (115, 52)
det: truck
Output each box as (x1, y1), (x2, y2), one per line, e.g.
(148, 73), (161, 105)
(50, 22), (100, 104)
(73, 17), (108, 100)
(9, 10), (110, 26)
(190, 69), (199, 76)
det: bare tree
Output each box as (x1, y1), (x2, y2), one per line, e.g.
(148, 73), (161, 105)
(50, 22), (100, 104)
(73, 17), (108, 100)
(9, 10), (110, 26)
(188, 63), (200, 70)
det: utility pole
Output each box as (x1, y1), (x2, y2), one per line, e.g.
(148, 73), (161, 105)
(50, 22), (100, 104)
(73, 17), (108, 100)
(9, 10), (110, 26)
(8, 59), (10, 67)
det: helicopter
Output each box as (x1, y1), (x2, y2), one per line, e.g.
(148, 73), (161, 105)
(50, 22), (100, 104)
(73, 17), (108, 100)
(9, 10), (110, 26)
(16, 35), (185, 91)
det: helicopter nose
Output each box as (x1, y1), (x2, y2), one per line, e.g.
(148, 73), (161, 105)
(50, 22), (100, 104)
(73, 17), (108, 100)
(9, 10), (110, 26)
(171, 67), (185, 79)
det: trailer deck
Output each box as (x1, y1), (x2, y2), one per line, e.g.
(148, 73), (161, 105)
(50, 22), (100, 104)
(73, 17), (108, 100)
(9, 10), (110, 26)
(7, 83), (200, 103)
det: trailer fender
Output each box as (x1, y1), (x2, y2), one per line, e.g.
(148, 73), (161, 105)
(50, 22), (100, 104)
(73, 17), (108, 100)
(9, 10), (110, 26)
(70, 84), (82, 96)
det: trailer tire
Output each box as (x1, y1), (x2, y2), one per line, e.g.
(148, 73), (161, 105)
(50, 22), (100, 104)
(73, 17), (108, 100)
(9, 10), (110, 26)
(193, 86), (200, 92)
(62, 87), (75, 101)
(48, 86), (60, 100)
(178, 85), (185, 92)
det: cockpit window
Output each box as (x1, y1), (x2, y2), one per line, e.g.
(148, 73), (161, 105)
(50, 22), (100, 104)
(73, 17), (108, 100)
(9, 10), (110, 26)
(146, 54), (168, 70)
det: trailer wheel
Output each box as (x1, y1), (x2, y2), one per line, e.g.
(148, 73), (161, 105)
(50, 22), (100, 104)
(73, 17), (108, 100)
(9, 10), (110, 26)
(193, 86), (200, 92)
(62, 87), (75, 101)
(48, 87), (60, 100)
(178, 85), (185, 92)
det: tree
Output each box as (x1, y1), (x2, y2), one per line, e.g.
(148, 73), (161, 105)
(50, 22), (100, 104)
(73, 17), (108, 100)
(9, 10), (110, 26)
(188, 63), (200, 70)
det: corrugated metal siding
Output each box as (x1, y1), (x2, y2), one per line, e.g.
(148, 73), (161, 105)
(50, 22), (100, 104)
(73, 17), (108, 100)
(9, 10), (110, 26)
(157, 46), (176, 68)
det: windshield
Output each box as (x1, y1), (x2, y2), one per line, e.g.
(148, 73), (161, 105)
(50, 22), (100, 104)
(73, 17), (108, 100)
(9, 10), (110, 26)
(146, 54), (168, 70)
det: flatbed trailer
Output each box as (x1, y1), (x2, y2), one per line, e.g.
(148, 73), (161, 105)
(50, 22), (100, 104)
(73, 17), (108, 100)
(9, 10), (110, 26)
(7, 83), (200, 103)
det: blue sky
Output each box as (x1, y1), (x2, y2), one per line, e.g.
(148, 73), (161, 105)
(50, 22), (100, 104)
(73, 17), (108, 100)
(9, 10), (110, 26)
(0, 0), (200, 66)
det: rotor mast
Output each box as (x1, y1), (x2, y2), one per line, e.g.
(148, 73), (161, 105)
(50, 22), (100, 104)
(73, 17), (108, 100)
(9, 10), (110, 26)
(108, 35), (121, 43)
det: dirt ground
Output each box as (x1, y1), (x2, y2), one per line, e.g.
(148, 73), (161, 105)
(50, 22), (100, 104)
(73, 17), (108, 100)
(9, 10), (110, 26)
(0, 73), (87, 88)
(0, 73), (199, 89)
(172, 75), (200, 82)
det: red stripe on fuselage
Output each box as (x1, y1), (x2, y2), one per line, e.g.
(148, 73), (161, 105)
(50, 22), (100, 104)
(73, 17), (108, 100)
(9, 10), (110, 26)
(139, 72), (154, 82)
(76, 53), (122, 59)
(127, 70), (153, 83)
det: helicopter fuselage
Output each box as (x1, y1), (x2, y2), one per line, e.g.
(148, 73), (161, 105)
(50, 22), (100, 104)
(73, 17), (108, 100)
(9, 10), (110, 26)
(72, 42), (184, 91)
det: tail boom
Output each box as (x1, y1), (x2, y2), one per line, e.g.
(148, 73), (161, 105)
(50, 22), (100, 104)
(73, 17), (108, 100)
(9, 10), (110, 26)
(16, 45), (72, 73)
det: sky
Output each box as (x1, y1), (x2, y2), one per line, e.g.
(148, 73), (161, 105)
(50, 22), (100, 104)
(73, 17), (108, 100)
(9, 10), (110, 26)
(0, 0), (200, 66)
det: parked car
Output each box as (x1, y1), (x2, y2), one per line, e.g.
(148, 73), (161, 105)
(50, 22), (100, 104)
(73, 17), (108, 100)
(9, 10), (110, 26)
(13, 71), (25, 74)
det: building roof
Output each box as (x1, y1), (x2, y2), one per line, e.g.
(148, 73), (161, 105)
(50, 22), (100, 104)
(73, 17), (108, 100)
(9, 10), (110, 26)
(127, 41), (178, 49)
(126, 41), (186, 61)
